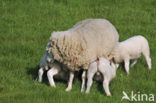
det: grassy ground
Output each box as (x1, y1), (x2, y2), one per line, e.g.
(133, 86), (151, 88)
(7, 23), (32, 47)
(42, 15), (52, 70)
(0, 0), (156, 103)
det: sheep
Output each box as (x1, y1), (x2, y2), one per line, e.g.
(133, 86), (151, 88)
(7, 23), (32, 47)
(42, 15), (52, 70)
(38, 51), (54, 83)
(85, 58), (117, 96)
(49, 19), (119, 72)
(109, 35), (151, 74)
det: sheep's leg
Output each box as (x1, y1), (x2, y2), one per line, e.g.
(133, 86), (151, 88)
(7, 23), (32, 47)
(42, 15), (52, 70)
(85, 70), (96, 93)
(38, 67), (44, 82)
(131, 59), (137, 67)
(86, 62), (97, 93)
(144, 55), (152, 70)
(47, 68), (59, 87)
(99, 65), (112, 96)
(81, 71), (86, 92)
(103, 79), (111, 96)
(66, 71), (74, 92)
(124, 59), (130, 75)
(85, 73), (94, 93)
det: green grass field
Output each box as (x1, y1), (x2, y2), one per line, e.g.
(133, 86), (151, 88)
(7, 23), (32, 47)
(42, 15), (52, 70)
(0, 0), (156, 103)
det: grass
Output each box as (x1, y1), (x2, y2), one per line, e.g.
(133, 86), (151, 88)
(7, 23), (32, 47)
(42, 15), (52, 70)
(0, 0), (156, 103)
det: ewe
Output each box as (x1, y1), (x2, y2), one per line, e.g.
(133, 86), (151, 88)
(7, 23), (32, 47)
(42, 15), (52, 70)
(47, 19), (119, 91)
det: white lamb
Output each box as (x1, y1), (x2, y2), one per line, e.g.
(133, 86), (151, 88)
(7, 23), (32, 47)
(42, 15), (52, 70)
(109, 35), (151, 74)
(85, 58), (117, 96)
(38, 47), (86, 91)
(38, 51), (54, 83)
(38, 51), (73, 89)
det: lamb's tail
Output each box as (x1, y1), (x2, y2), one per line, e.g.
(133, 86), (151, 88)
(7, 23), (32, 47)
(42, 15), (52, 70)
(96, 58), (101, 75)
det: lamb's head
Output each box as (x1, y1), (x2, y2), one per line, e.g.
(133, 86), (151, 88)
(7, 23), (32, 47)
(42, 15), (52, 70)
(108, 54), (119, 70)
(46, 42), (54, 63)
(46, 52), (54, 63)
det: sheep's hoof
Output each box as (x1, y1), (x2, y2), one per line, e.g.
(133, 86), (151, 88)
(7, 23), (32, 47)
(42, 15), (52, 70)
(51, 85), (56, 88)
(65, 88), (71, 92)
(81, 89), (85, 92)
(148, 68), (152, 71)
(107, 94), (112, 97)
(85, 91), (90, 94)
(126, 72), (130, 75)
(35, 77), (41, 82)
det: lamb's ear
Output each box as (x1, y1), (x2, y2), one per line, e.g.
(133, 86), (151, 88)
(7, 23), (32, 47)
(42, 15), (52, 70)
(108, 54), (114, 61)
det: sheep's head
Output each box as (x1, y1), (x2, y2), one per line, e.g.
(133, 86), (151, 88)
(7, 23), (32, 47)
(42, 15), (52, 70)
(46, 52), (54, 63)
(46, 42), (54, 63)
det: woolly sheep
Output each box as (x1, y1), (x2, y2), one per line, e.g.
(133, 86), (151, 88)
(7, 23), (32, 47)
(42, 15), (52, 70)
(49, 19), (119, 71)
(85, 58), (117, 96)
(109, 35), (151, 74)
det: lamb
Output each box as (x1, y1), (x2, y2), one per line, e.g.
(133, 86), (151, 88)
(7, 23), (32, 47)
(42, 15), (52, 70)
(38, 50), (54, 83)
(109, 35), (151, 74)
(38, 50), (72, 88)
(85, 58), (117, 96)
(38, 45), (86, 91)
(49, 19), (119, 71)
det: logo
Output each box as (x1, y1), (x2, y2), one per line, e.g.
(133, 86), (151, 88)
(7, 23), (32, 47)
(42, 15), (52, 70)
(121, 91), (155, 102)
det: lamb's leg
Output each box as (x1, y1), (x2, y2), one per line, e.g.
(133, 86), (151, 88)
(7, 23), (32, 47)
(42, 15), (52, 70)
(47, 68), (59, 87)
(38, 67), (44, 82)
(124, 58), (130, 75)
(131, 59), (137, 67)
(85, 73), (95, 93)
(81, 71), (86, 92)
(66, 71), (74, 92)
(85, 66), (97, 94)
(85, 62), (97, 93)
(99, 65), (112, 96)
(103, 79), (111, 96)
(144, 55), (152, 70)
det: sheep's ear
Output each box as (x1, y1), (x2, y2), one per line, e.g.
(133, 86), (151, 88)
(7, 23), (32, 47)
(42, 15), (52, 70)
(51, 41), (55, 46)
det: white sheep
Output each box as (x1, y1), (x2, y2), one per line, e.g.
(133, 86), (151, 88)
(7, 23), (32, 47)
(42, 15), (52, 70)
(85, 58), (117, 96)
(49, 19), (119, 71)
(109, 35), (151, 74)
